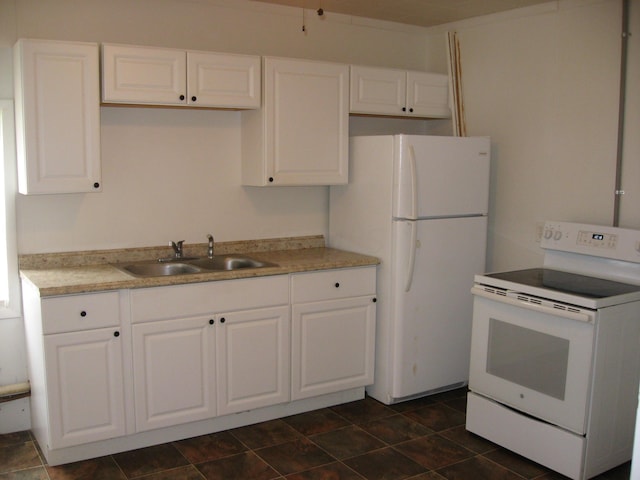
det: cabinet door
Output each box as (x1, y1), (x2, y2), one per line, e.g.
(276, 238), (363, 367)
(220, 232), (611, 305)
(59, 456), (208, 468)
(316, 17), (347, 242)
(44, 327), (125, 448)
(216, 306), (289, 415)
(406, 71), (451, 118)
(264, 57), (348, 185)
(102, 44), (186, 105)
(132, 316), (216, 431)
(187, 52), (260, 109)
(14, 39), (101, 194)
(292, 296), (376, 400)
(349, 65), (406, 116)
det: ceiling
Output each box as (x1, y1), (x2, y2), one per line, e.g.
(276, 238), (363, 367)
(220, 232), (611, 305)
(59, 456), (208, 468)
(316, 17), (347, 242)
(252, 0), (551, 27)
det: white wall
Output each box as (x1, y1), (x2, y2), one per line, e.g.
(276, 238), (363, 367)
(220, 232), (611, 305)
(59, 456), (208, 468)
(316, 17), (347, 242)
(428, 0), (639, 271)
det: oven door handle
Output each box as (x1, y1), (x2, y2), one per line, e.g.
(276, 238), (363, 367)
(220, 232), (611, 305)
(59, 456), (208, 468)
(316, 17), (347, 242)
(471, 286), (594, 323)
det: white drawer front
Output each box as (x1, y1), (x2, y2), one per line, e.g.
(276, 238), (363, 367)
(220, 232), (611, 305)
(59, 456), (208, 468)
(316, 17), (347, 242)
(291, 267), (376, 303)
(131, 276), (289, 323)
(42, 291), (121, 334)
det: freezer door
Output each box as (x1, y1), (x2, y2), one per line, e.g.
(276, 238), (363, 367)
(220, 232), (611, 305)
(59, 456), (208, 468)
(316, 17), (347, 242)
(390, 216), (488, 399)
(393, 135), (490, 220)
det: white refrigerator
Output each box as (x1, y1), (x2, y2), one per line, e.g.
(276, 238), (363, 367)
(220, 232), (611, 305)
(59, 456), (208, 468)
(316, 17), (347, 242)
(329, 135), (490, 404)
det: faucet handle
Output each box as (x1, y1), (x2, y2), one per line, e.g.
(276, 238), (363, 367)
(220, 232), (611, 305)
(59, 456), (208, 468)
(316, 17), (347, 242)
(206, 234), (214, 259)
(170, 240), (185, 258)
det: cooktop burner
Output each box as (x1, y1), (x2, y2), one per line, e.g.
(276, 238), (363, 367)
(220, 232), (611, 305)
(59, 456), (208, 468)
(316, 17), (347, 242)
(485, 268), (640, 300)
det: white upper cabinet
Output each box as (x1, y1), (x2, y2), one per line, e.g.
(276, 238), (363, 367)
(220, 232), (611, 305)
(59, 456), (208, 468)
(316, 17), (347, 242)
(242, 57), (349, 186)
(14, 39), (102, 194)
(350, 65), (451, 118)
(102, 44), (260, 109)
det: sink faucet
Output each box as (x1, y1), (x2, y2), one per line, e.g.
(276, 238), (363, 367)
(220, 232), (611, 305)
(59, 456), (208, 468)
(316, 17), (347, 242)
(171, 240), (184, 259)
(207, 234), (214, 259)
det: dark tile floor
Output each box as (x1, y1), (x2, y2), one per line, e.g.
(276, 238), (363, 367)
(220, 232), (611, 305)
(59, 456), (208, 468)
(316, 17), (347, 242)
(0, 389), (632, 479)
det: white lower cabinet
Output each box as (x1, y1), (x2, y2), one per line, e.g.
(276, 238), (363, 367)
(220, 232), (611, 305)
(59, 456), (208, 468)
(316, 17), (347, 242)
(44, 327), (126, 448)
(216, 306), (290, 415)
(291, 267), (377, 400)
(132, 316), (216, 432)
(21, 285), (126, 451)
(129, 276), (289, 429)
(22, 266), (376, 464)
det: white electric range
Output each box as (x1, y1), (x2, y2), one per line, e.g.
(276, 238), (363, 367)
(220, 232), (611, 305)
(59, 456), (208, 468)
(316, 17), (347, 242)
(466, 221), (640, 480)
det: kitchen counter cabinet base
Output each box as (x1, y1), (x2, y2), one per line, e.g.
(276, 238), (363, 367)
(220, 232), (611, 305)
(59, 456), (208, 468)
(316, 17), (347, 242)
(23, 264), (377, 466)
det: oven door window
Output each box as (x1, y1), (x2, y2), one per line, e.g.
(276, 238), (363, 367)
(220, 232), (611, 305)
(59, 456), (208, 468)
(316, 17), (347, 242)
(469, 294), (595, 435)
(487, 319), (569, 400)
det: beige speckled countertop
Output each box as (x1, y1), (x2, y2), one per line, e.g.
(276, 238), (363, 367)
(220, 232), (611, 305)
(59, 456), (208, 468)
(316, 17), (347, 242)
(19, 236), (379, 297)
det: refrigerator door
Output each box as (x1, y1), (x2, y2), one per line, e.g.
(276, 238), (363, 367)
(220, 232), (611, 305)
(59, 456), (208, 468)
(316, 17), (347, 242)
(391, 215), (488, 399)
(393, 135), (490, 220)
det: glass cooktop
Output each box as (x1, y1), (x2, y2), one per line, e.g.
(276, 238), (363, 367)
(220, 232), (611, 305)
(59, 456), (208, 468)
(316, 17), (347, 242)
(485, 268), (640, 300)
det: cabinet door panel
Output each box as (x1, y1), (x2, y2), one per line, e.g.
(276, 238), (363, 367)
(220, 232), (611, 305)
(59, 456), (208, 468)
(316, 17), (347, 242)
(406, 72), (450, 118)
(292, 297), (375, 400)
(187, 52), (260, 108)
(44, 328), (125, 448)
(217, 306), (289, 415)
(133, 317), (215, 431)
(15, 39), (101, 194)
(265, 58), (348, 185)
(350, 66), (405, 115)
(102, 44), (186, 105)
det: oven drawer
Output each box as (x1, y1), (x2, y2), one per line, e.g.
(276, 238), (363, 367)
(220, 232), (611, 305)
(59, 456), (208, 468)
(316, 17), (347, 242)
(466, 392), (585, 479)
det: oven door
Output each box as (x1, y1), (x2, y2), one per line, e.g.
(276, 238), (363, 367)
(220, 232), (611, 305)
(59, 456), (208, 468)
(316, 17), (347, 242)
(469, 287), (596, 435)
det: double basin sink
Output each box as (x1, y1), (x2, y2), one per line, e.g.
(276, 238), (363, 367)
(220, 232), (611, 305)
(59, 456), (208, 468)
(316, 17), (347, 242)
(115, 255), (277, 278)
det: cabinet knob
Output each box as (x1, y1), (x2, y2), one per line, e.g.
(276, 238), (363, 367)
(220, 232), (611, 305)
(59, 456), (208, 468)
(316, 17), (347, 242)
(80, 311), (87, 317)
(220, 317), (226, 323)
(179, 94), (185, 101)
(209, 319), (214, 325)
(409, 108), (414, 113)
(268, 177), (274, 183)
(402, 107), (407, 112)
(335, 282), (340, 288)
(191, 96), (197, 102)
(372, 297), (377, 303)
(113, 331), (120, 337)
(93, 182), (100, 189)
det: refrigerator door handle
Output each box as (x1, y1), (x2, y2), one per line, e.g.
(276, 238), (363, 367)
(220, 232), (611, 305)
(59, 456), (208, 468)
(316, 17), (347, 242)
(408, 145), (418, 219)
(405, 221), (417, 292)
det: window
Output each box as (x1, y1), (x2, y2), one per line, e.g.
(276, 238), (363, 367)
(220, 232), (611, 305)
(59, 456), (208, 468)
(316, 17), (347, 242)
(0, 99), (21, 318)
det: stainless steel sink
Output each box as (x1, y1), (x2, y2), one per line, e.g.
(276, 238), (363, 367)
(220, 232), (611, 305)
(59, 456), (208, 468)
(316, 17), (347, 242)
(117, 262), (202, 277)
(114, 255), (276, 277)
(187, 256), (275, 271)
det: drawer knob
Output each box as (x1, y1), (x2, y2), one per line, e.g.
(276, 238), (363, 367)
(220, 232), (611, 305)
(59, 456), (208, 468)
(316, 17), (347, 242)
(220, 317), (226, 323)
(80, 311), (87, 317)
(209, 319), (214, 325)
(113, 331), (120, 337)
(335, 282), (340, 288)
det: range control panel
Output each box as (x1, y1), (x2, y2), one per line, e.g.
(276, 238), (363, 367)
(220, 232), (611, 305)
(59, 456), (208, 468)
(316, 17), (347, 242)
(541, 221), (640, 263)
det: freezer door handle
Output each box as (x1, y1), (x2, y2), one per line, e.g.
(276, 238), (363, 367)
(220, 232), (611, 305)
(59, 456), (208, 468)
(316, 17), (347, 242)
(408, 145), (418, 219)
(405, 221), (417, 292)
